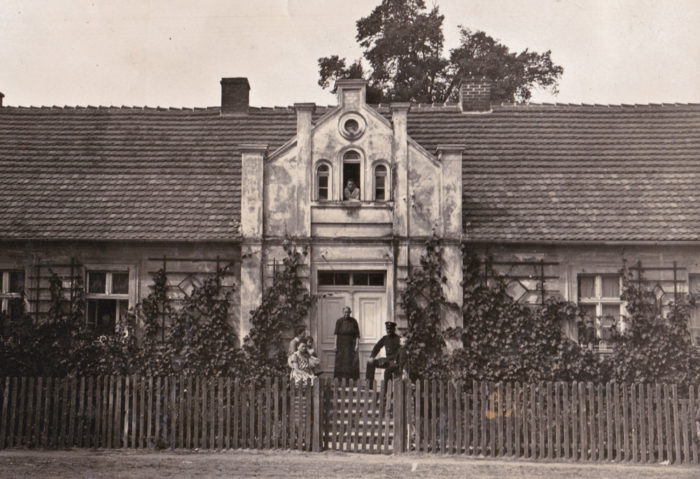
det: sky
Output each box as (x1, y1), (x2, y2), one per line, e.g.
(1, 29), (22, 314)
(1, 0), (699, 108)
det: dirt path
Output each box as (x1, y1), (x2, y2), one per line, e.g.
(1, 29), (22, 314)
(0, 449), (698, 478)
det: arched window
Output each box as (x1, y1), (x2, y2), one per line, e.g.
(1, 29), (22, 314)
(342, 150), (361, 201)
(316, 163), (330, 201)
(374, 164), (388, 201)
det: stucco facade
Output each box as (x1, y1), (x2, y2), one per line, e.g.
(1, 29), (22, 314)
(239, 80), (462, 373)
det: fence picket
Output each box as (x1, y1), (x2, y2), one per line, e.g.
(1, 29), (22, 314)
(447, 380), (454, 454)
(655, 384), (663, 462)
(75, 377), (84, 448)
(218, 378), (225, 450)
(663, 384), (672, 463)
(256, 386), (263, 450)
(94, 377), (102, 448)
(0, 377), (8, 448)
(570, 382), (578, 460)
(630, 384), (637, 462)
(513, 383), (521, 458)
(538, 383), (545, 460)
(613, 382), (621, 461)
(690, 386), (698, 464)
(604, 382), (611, 461)
(8, 378), (18, 448)
(31, 377), (39, 448)
(16, 377), (27, 447)
(672, 385), (681, 464)
(648, 384), (656, 462)
(264, 378), (271, 450)
(622, 383), (629, 462)
(681, 390), (690, 465)
(232, 378), (239, 449)
(596, 384), (604, 462)
(280, 377), (287, 450)
(121, 376), (129, 449)
(139, 377), (145, 449)
(436, 380), (443, 454)
(639, 383), (647, 463)
(427, 379), (436, 454)
(200, 378), (208, 449)
(212, 378), (218, 449)
(587, 383), (595, 461)
(171, 376), (178, 449)
(42, 377), (52, 448)
(530, 383), (538, 459)
(544, 382), (551, 460)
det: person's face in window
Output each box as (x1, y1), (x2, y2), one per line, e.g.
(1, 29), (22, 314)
(346, 180), (355, 190)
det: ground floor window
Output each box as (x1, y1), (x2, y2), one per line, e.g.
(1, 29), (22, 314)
(318, 270), (385, 287)
(0, 270), (24, 322)
(577, 274), (622, 349)
(86, 270), (130, 334)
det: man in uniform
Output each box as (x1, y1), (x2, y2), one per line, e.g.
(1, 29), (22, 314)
(366, 321), (401, 387)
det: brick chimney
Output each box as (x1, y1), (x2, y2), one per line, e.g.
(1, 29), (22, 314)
(0, 92), (4, 107)
(220, 77), (249, 114)
(458, 77), (492, 113)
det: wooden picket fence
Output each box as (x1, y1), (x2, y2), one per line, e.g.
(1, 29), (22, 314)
(1, 376), (699, 464)
(0, 376), (319, 451)
(395, 380), (700, 464)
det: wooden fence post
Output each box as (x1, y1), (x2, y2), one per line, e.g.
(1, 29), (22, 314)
(312, 379), (321, 452)
(393, 379), (403, 453)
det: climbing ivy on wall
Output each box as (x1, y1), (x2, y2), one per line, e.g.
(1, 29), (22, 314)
(609, 267), (700, 384)
(400, 235), (450, 380)
(451, 252), (608, 383)
(243, 239), (314, 380)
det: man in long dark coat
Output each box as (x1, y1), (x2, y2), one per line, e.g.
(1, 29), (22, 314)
(333, 306), (360, 379)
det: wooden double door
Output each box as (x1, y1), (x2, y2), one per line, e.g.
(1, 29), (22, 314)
(316, 289), (387, 377)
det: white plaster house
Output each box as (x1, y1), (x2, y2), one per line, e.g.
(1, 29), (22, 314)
(1, 77), (700, 375)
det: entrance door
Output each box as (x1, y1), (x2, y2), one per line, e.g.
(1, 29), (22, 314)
(316, 270), (387, 376)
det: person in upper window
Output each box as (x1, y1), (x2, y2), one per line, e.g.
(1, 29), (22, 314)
(344, 179), (360, 201)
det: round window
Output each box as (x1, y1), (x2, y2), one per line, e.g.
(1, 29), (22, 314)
(344, 119), (359, 134)
(338, 112), (366, 140)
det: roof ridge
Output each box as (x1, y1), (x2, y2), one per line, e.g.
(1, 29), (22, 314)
(495, 102), (700, 109)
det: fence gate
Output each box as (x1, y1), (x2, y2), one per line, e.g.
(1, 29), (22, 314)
(322, 378), (395, 453)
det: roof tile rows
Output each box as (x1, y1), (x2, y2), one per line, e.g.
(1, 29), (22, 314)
(2, 102), (700, 242)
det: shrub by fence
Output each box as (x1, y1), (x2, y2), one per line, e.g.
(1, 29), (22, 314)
(0, 377), (698, 464)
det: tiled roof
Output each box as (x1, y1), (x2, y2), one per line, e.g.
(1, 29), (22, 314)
(406, 103), (700, 242)
(0, 106), (325, 241)
(2, 102), (700, 242)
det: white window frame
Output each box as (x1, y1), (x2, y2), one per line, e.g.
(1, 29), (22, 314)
(0, 270), (25, 320)
(577, 273), (623, 349)
(85, 266), (136, 332)
(372, 161), (390, 202)
(315, 161), (332, 202)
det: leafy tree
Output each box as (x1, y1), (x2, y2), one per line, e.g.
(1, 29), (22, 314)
(400, 235), (450, 380)
(243, 240), (314, 380)
(609, 269), (700, 384)
(318, 0), (563, 103)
